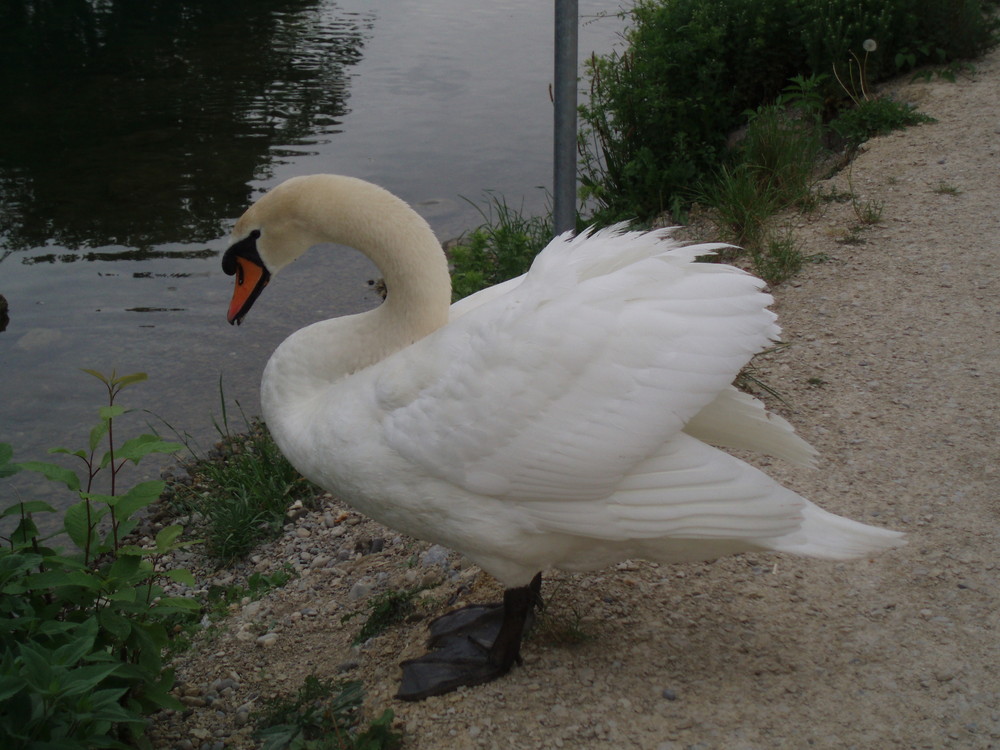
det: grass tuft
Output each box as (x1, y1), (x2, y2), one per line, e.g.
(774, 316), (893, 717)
(256, 676), (402, 750)
(449, 192), (552, 301)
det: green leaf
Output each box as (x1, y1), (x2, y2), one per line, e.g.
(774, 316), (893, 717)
(17, 460), (81, 492)
(0, 551), (43, 578)
(89, 419), (110, 452)
(24, 569), (103, 591)
(18, 641), (56, 693)
(259, 724), (303, 750)
(80, 367), (111, 385)
(136, 676), (184, 712)
(107, 586), (139, 603)
(111, 480), (165, 519)
(97, 608), (133, 642)
(155, 524), (184, 553)
(60, 662), (122, 697)
(0, 674), (25, 702)
(81, 492), (116, 506)
(153, 596), (200, 612)
(49, 447), (88, 460)
(115, 371), (148, 390)
(0, 443), (20, 478)
(117, 435), (183, 464)
(99, 405), (127, 421)
(162, 568), (196, 587)
(52, 620), (98, 666)
(64, 500), (105, 550)
(108, 554), (142, 581)
(1, 500), (58, 518)
(10, 516), (40, 548)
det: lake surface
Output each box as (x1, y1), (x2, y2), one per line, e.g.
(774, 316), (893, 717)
(0, 0), (625, 505)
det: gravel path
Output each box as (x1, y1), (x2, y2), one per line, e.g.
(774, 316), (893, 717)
(150, 46), (1000, 750)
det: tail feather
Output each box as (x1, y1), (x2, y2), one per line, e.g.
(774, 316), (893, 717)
(762, 503), (905, 560)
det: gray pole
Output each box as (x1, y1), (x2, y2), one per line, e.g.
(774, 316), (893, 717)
(553, 0), (578, 236)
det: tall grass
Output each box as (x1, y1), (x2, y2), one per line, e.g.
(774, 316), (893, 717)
(162, 386), (316, 562)
(449, 192), (553, 300)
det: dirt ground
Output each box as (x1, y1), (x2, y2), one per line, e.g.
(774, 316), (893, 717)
(150, 45), (1000, 750)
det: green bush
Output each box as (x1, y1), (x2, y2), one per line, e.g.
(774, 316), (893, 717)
(0, 370), (198, 749)
(579, 0), (998, 222)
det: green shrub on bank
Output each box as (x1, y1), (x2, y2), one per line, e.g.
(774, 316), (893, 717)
(580, 0), (998, 223)
(0, 370), (197, 749)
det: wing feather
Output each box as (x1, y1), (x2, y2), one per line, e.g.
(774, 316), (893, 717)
(379, 227), (781, 503)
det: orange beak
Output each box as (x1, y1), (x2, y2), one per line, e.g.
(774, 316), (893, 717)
(227, 256), (269, 325)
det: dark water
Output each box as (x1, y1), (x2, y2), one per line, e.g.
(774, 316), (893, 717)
(0, 0), (623, 506)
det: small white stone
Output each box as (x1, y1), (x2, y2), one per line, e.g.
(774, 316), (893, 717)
(256, 633), (279, 648)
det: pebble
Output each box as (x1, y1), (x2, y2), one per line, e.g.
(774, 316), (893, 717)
(309, 555), (331, 569)
(421, 544), (451, 568)
(256, 633), (279, 648)
(348, 581), (373, 601)
(661, 688), (678, 701)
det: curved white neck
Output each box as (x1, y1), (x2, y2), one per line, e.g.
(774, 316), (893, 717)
(244, 175), (452, 423)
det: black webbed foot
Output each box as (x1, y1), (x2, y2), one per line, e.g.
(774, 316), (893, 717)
(396, 573), (542, 701)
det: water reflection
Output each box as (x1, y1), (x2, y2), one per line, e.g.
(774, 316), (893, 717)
(0, 0), (373, 253)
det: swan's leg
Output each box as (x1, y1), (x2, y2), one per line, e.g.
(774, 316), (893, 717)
(396, 573), (543, 701)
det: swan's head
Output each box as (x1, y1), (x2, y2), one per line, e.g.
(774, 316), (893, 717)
(223, 174), (449, 326)
(222, 177), (328, 325)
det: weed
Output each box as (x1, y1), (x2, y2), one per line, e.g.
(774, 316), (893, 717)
(751, 229), (805, 286)
(700, 164), (779, 248)
(853, 196), (884, 225)
(256, 676), (401, 750)
(344, 589), (420, 645)
(816, 186), (854, 204)
(833, 38), (879, 106)
(0, 370), (198, 748)
(165, 384), (316, 562)
(449, 192), (552, 301)
(933, 182), (962, 195)
(838, 227), (867, 245)
(830, 97), (935, 147)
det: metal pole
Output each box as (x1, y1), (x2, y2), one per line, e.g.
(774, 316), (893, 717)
(553, 0), (578, 236)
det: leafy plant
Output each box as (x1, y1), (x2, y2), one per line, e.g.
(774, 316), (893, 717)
(0, 370), (198, 749)
(344, 589), (419, 645)
(750, 228), (804, 285)
(830, 96), (935, 146)
(256, 676), (401, 750)
(933, 182), (962, 195)
(449, 192), (552, 301)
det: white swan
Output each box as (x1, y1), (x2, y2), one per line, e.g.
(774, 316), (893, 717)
(223, 175), (903, 699)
